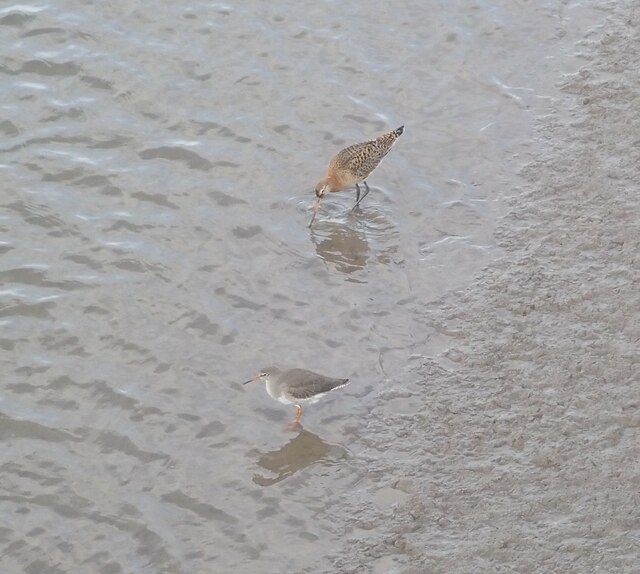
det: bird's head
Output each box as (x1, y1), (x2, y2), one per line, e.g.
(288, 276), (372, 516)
(314, 179), (330, 198)
(243, 366), (280, 385)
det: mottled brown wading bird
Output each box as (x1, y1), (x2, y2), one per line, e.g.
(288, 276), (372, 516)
(244, 367), (349, 425)
(309, 125), (405, 227)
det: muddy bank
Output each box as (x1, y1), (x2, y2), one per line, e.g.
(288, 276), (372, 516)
(331, 3), (640, 572)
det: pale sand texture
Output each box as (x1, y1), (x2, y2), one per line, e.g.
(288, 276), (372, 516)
(331, 3), (640, 572)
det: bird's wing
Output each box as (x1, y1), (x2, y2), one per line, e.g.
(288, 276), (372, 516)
(329, 140), (373, 172)
(285, 369), (349, 400)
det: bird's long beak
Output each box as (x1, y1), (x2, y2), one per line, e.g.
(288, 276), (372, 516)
(243, 374), (259, 385)
(308, 196), (321, 228)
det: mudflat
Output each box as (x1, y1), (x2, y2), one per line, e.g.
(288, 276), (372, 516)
(330, 3), (640, 573)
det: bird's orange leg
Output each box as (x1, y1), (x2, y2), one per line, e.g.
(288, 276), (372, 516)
(295, 404), (303, 423)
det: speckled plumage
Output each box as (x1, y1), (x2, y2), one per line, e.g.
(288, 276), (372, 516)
(309, 125), (404, 226)
(328, 125), (404, 185)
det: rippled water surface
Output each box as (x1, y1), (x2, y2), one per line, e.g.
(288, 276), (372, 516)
(1, 1), (603, 572)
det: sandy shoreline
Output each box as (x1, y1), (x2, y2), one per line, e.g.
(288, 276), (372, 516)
(332, 2), (640, 572)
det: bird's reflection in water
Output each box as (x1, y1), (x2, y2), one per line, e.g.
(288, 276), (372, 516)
(310, 218), (370, 275)
(252, 427), (348, 486)
(309, 206), (399, 276)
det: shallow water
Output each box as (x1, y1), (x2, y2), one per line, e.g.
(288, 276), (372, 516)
(1, 1), (605, 572)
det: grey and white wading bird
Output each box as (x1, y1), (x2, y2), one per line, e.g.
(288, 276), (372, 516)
(244, 367), (349, 425)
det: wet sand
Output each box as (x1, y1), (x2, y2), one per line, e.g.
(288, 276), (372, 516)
(330, 3), (640, 572)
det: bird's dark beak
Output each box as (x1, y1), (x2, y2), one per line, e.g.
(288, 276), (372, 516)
(243, 374), (259, 385)
(308, 196), (321, 228)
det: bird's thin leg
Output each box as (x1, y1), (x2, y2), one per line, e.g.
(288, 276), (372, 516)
(294, 404), (303, 423)
(352, 180), (370, 210)
(355, 183), (361, 204)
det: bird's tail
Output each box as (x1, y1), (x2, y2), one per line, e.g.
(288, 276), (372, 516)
(377, 125), (404, 148)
